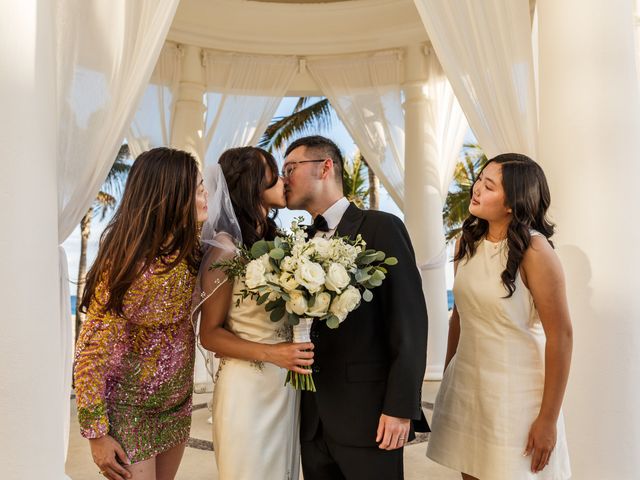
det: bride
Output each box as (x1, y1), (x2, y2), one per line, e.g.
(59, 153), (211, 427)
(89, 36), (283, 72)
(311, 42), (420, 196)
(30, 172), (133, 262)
(194, 146), (313, 480)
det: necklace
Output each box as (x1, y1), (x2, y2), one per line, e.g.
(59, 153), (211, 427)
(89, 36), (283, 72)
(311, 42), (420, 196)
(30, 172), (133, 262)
(485, 233), (506, 243)
(485, 233), (506, 250)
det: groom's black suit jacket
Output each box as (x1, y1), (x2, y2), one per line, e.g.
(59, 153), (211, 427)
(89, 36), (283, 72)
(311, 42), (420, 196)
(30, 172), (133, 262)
(301, 203), (429, 447)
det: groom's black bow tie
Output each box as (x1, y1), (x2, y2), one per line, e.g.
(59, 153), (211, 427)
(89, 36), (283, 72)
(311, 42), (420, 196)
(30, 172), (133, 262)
(306, 214), (330, 238)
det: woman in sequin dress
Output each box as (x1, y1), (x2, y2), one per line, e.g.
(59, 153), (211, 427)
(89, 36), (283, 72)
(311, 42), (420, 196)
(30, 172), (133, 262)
(198, 147), (314, 480)
(74, 148), (208, 480)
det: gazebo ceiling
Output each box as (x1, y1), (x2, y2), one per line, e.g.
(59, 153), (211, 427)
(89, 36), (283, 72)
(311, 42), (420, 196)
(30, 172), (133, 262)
(254, 0), (352, 3)
(167, 0), (537, 95)
(168, 0), (429, 56)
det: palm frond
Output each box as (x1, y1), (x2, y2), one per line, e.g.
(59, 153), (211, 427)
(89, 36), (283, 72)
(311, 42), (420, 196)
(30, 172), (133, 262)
(343, 152), (369, 208)
(259, 98), (333, 153)
(94, 191), (117, 221)
(442, 143), (488, 241)
(293, 97), (312, 113)
(101, 144), (132, 198)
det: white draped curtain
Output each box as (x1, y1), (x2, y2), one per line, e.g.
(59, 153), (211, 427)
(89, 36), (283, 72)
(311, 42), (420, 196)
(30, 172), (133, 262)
(57, 0), (180, 455)
(402, 47), (467, 379)
(413, 0), (538, 159)
(127, 42), (182, 159)
(635, 0), (640, 84)
(423, 48), (469, 202)
(307, 51), (406, 208)
(203, 52), (298, 165)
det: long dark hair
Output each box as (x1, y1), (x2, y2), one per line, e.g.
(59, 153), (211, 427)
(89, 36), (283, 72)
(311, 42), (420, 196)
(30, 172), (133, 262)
(218, 146), (279, 246)
(80, 147), (202, 316)
(454, 153), (555, 297)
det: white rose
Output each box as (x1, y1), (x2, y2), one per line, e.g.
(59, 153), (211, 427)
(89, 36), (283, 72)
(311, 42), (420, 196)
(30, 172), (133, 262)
(285, 290), (308, 316)
(245, 259), (266, 289)
(310, 237), (331, 258)
(307, 292), (331, 317)
(294, 259), (326, 294)
(260, 253), (274, 272)
(329, 296), (349, 323)
(329, 286), (362, 323)
(340, 285), (362, 312)
(279, 271), (299, 292)
(325, 263), (351, 293)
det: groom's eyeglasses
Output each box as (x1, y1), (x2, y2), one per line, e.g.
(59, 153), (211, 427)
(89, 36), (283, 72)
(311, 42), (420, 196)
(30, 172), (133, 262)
(281, 159), (329, 178)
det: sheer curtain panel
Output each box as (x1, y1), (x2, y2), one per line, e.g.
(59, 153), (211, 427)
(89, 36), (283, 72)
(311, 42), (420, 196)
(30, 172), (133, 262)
(127, 42), (182, 159)
(413, 0), (538, 159)
(307, 51), (406, 208)
(57, 0), (180, 456)
(203, 52), (297, 165)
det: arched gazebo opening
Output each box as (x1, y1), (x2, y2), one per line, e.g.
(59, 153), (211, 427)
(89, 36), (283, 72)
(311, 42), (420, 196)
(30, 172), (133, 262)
(2, 1), (639, 478)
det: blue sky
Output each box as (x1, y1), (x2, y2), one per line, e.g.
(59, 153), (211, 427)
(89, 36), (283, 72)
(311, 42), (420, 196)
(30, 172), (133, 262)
(62, 97), (457, 294)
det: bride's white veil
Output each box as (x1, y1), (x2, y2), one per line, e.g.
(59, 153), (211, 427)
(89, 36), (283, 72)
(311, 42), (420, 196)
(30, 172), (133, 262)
(191, 163), (241, 380)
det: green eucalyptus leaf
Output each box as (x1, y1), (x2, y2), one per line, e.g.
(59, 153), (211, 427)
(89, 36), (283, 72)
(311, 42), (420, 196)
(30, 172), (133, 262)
(265, 299), (282, 311)
(269, 248), (285, 260)
(326, 315), (340, 329)
(384, 257), (398, 266)
(250, 240), (270, 259)
(358, 253), (379, 265)
(287, 313), (300, 326)
(371, 270), (385, 281)
(256, 292), (271, 305)
(362, 289), (373, 302)
(270, 305), (286, 322)
(355, 269), (371, 283)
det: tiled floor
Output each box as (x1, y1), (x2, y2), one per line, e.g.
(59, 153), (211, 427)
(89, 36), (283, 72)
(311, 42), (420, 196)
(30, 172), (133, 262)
(65, 381), (459, 479)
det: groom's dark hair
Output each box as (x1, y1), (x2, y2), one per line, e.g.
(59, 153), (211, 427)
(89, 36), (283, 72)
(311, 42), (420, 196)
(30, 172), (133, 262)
(285, 135), (344, 189)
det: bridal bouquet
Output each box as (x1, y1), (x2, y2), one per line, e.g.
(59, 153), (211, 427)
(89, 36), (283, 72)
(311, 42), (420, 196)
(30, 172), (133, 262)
(212, 217), (397, 391)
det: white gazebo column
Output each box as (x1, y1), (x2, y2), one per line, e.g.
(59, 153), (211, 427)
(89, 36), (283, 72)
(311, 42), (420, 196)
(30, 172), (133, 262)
(172, 44), (212, 392)
(538, 0), (640, 477)
(171, 44), (206, 162)
(403, 44), (449, 380)
(0, 2), (65, 478)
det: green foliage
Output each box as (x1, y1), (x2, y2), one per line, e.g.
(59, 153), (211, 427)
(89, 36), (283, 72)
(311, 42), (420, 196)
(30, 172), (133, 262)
(443, 143), (488, 242)
(259, 97), (333, 153)
(94, 144), (132, 220)
(342, 152), (369, 208)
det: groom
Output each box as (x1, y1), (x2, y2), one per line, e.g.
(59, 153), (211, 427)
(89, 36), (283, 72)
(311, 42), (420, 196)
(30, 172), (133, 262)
(283, 136), (429, 480)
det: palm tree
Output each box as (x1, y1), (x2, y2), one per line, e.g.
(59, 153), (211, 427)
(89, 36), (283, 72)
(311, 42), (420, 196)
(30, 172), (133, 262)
(442, 143), (488, 242)
(343, 152), (369, 208)
(259, 97), (333, 153)
(74, 144), (131, 341)
(259, 97), (380, 209)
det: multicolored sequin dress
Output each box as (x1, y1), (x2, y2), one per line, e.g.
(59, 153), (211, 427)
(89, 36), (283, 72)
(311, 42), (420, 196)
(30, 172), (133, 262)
(74, 256), (196, 463)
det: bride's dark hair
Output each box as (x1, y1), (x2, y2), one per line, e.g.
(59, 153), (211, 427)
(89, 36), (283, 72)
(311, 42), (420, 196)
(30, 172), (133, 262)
(454, 153), (555, 297)
(218, 146), (280, 246)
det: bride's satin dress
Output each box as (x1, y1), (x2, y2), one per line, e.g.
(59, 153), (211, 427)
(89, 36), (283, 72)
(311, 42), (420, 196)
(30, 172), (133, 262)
(212, 278), (300, 480)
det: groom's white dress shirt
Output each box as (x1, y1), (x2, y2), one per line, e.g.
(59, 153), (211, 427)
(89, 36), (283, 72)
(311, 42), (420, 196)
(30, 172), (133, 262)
(315, 196), (350, 239)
